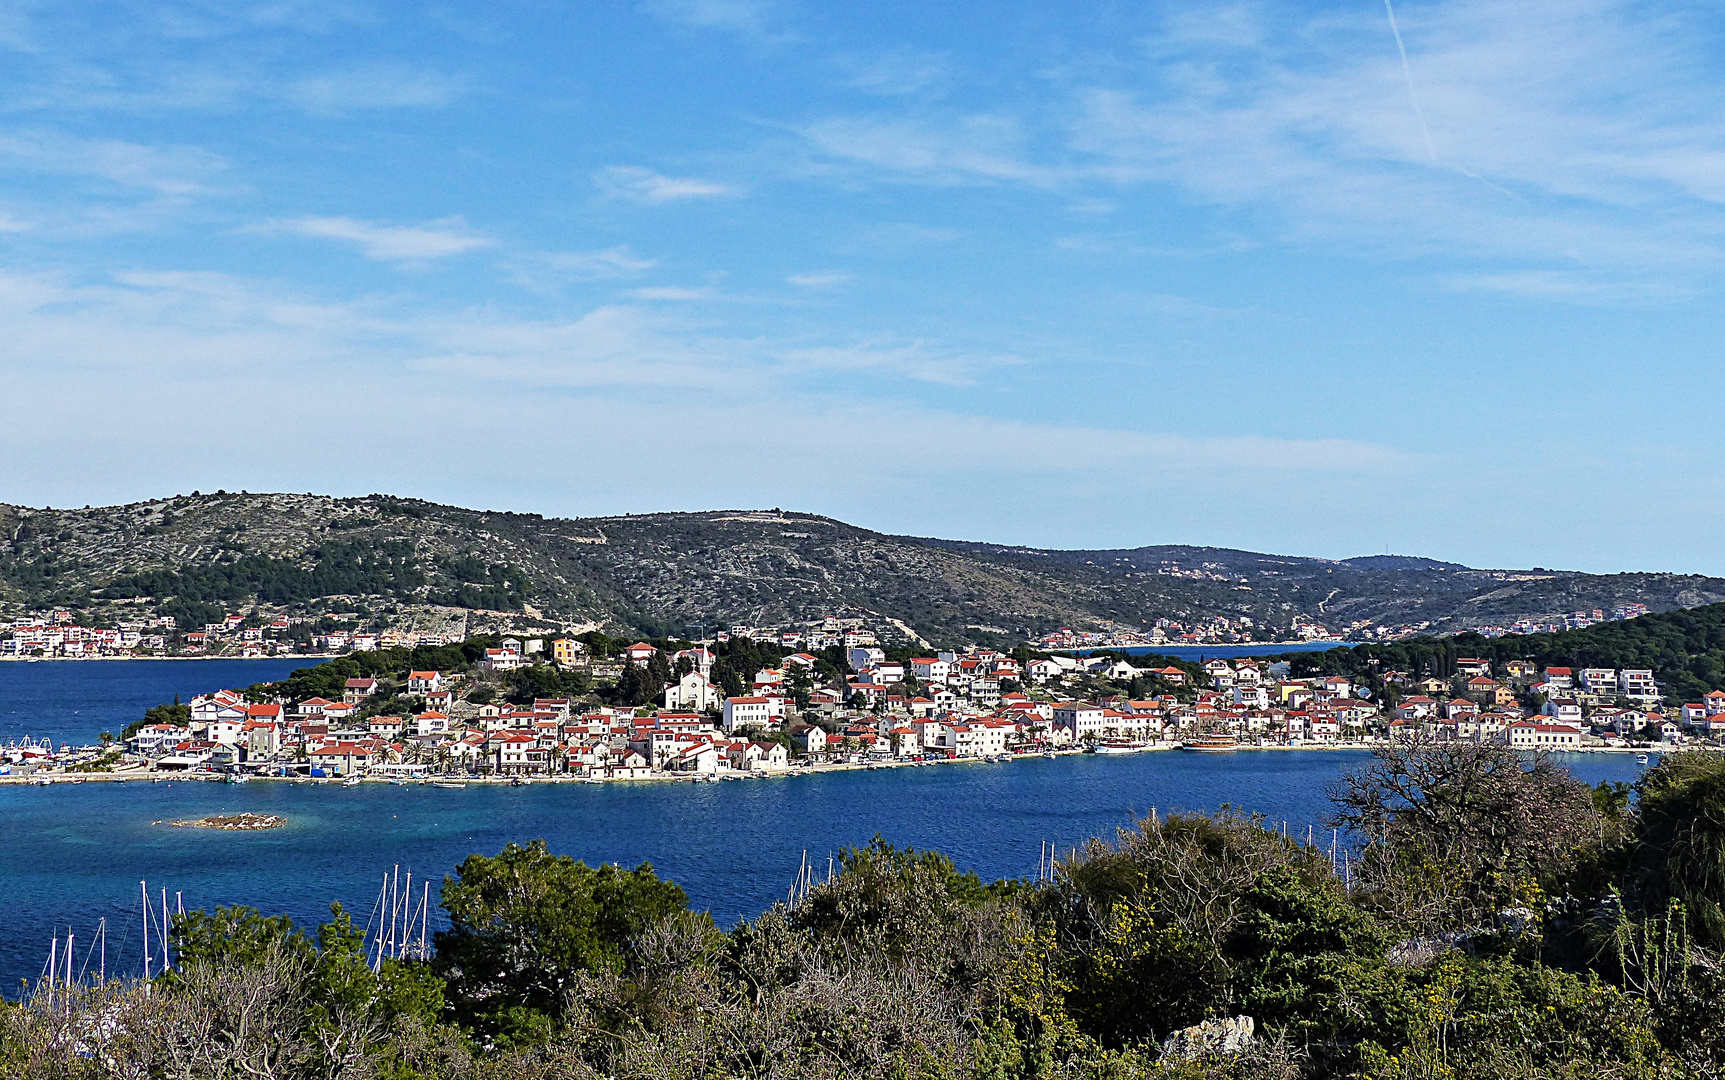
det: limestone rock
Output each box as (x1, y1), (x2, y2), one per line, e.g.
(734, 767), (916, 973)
(1160, 1015), (1255, 1062)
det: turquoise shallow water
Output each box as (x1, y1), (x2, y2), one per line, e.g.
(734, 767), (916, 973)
(0, 660), (1649, 995)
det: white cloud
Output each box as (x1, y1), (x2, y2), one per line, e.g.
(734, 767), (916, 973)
(854, 222), (961, 252)
(503, 246), (657, 289)
(641, 0), (772, 34)
(285, 63), (465, 115)
(0, 129), (228, 196)
(786, 271), (850, 288)
(836, 46), (951, 97)
(594, 165), (739, 203)
(630, 285), (720, 301)
(800, 114), (1057, 186)
(776, 340), (1010, 386)
(260, 215), (491, 261)
(1062, 0), (1725, 289)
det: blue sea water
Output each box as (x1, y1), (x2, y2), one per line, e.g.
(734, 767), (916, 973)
(0, 660), (1648, 996)
(1, 659), (310, 749)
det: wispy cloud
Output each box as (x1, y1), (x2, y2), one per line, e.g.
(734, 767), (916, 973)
(502, 246), (657, 290)
(835, 46), (951, 97)
(641, 0), (774, 35)
(630, 285), (721, 301)
(285, 63), (466, 115)
(786, 271), (851, 288)
(0, 130), (227, 196)
(260, 215), (491, 261)
(594, 165), (739, 203)
(777, 339), (1011, 386)
(1063, 0), (1725, 291)
(800, 114), (1057, 186)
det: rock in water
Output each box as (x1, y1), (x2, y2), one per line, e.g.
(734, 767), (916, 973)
(1160, 1015), (1255, 1062)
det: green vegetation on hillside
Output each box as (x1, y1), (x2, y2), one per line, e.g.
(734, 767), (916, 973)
(1284, 601), (1725, 702)
(8, 492), (1724, 645)
(15, 744), (1725, 1078)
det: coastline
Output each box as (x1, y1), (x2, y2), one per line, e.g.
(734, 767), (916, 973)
(0, 654), (338, 663)
(0, 741), (1658, 788)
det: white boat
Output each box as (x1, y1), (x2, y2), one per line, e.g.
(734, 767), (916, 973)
(342, 775), (362, 787)
(432, 780), (468, 790)
(1637, 754), (1650, 765)
(1181, 734), (1239, 753)
(1094, 740), (1145, 756)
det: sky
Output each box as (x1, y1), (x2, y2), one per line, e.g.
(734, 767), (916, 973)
(2, 0), (1724, 573)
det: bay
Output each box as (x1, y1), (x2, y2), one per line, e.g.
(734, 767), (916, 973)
(0, 747), (1645, 994)
(0, 656), (1648, 997)
(0, 659), (310, 749)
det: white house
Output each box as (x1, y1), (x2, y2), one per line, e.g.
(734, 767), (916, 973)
(1052, 701), (1107, 740)
(1504, 721), (1581, 749)
(722, 695), (783, 733)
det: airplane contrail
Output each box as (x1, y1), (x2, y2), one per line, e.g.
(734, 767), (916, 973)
(1383, 0), (1438, 162)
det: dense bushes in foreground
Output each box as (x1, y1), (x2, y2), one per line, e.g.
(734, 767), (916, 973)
(12, 743), (1725, 1079)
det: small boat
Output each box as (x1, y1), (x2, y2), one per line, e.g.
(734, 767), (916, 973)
(342, 775), (362, 787)
(432, 780), (468, 790)
(582, 777), (604, 785)
(1637, 754), (1649, 766)
(389, 779), (406, 786)
(509, 777), (530, 787)
(1181, 734), (1239, 753)
(225, 773), (249, 784)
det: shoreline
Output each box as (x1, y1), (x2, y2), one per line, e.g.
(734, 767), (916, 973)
(0, 741), (1662, 788)
(0, 654), (337, 663)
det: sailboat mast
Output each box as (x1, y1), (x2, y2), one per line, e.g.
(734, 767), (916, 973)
(140, 881), (151, 980)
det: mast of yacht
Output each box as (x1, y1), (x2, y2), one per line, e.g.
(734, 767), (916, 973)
(140, 881), (152, 980)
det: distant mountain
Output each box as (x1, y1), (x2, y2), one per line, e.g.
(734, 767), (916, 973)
(3, 492), (1723, 647)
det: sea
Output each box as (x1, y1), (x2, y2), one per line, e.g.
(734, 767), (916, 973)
(0, 659), (1648, 995)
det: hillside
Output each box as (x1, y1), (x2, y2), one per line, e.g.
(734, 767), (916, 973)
(2, 491), (1723, 646)
(1282, 600), (1725, 703)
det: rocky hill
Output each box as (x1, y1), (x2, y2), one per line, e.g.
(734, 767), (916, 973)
(2, 492), (1722, 646)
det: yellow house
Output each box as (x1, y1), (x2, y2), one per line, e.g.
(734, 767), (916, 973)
(552, 638), (581, 665)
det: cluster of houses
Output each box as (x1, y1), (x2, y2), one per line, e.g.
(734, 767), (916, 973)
(0, 611), (174, 657)
(95, 631), (1725, 781)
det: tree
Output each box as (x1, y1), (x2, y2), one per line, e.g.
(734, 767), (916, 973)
(434, 840), (693, 1044)
(1331, 738), (1611, 929)
(1631, 750), (1725, 947)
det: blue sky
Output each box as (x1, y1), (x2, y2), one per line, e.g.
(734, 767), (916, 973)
(3, 0), (1724, 573)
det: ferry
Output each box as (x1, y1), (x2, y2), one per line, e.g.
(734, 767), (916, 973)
(1181, 734), (1239, 753)
(1093, 739), (1146, 756)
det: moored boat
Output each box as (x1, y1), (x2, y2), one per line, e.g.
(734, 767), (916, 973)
(432, 780), (467, 789)
(1093, 739), (1145, 756)
(1181, 734), (1239, 753)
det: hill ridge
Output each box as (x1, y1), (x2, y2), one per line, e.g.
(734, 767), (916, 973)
(2, 492), (1722, 646)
